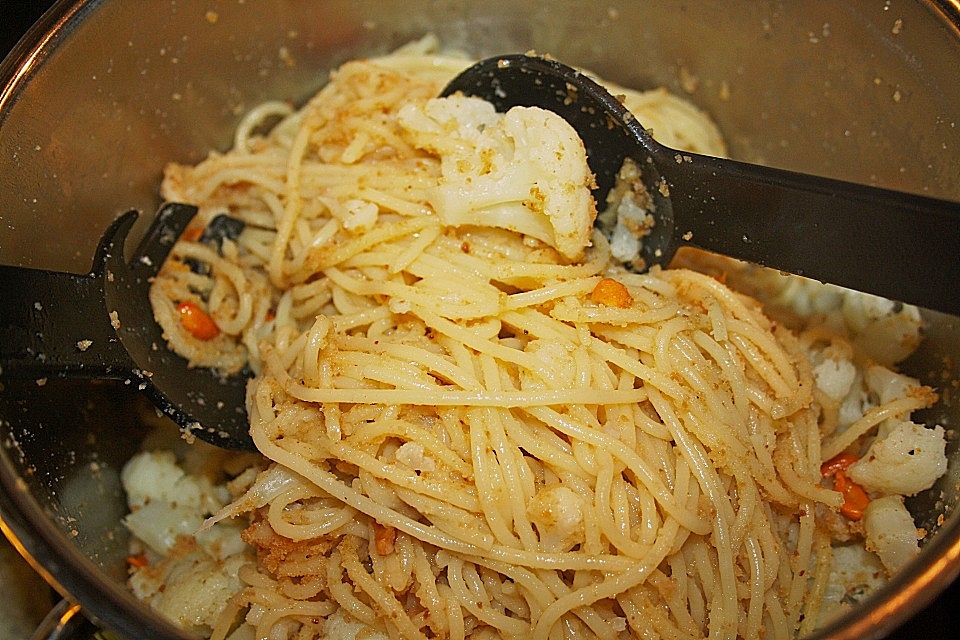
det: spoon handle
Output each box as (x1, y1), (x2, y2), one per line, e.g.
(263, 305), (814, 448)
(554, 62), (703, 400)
(662, 153), (960, 315)
(0, 265), (133, 379)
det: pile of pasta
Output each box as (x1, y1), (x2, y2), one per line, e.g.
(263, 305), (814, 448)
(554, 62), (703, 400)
(135, 39), (945, 640)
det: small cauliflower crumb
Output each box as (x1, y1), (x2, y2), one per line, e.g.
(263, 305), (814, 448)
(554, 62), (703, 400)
(395, 441), (436, 473)
(521, 339), (577, 390)
(597, 158), (655, 265)
(527, 484), (585, 552)
(76, 339), (93, 352)
(341, 198), (379, 232)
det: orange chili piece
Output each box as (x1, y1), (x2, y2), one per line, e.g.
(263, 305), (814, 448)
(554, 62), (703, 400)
(182, 226), (204, 242)
(177, 301), (220, 340)
(821, 452), (870, 521)
(833, 471), (870, 521)
(590, 278), (633, 308)
(126, 554), (149, 568)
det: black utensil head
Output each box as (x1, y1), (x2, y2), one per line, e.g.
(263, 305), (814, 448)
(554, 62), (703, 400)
(442, 54), (676, 269)
(98, 204), (254, 451)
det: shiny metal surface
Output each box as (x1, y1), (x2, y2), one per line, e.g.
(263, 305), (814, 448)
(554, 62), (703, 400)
(0, 2), (958, 639)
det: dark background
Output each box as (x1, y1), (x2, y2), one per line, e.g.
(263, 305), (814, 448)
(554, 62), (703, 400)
(1, 0), (956, 638)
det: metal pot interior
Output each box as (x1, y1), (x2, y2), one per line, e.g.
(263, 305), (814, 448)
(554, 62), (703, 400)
(1, 2), (959, 639)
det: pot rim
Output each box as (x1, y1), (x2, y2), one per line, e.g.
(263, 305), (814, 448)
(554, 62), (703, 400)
(1, 1), (959, 639)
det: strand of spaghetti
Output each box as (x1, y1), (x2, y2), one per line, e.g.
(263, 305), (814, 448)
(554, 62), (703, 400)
(356, 187), (433, 216)
(743, 535), (765, 640)
(331, 304), (393, 332)
(255, 390), (636, 571)
(422, 236), (608, 283)
(820, 394), (933, 461)
(528, 570), (621, 640)
(306, 216), (435, 271)
(334, 351), (439, 389)
(504, 277), (600, 310)
(727, 319), (800, 394)
(445, 557), (529, 634)
(728, 331), (794, 401)
(340, 542), (429, 640)
(501, 308), (687, 399)
(268, 107), (313, 287)
(234, 100), (295, 152)
(549, 299), (681, 326)
(799, 531), (833, 638)
(691, 329), (752, 420)
(523, 405), (709, 536)
(325, 267), (502, 320)
(343, 419), (473, 476)
(251, 602), (343, 636)
(170, 242), (254, 334)
(287, 383), (648, 407)
(531, 519), (681, 640)
(194, 167), (289, 200)
(591, 324), (658, 355)
(326, 440), (481, 511)
(336, 335), (483, 390)
(324, 549), (379, 627)
(389, 222), (441, 273)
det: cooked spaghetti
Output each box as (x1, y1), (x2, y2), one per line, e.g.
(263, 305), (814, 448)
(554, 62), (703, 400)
(127, 38), (947, 640)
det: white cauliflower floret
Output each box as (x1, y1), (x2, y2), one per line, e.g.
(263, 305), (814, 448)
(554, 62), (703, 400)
(819, 543), (887, 624)
(121, 451), (223, 514)
(767, 277), (846, 321)
(862, 495), (919, 574)
(123, 452), (254, 635)
(842, 292), (922, 366)
(528, 484), (585, 552)
(125, 501), (205, 556)
(865, 365), (921, 405)
(847, 421), (947, 496)
(122, 451), (230, 556)
(864, 365), (927, 438)
(598, 158), (655, 264)
(837, 369), (870, 428)
(399, 95), (596, 261)
(814, 357), (857, 402)
(130, 548), (246, 634)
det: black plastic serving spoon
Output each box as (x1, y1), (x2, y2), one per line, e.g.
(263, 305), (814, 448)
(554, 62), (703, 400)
(442, 54), (960, 315)
(0, 203), (253, 451)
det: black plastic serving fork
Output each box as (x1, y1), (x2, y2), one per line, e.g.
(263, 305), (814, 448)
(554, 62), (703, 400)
(0, 203), (253, 451)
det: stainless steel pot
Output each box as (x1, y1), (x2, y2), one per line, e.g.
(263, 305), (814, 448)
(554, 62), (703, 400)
(1, 2), (958, 639)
